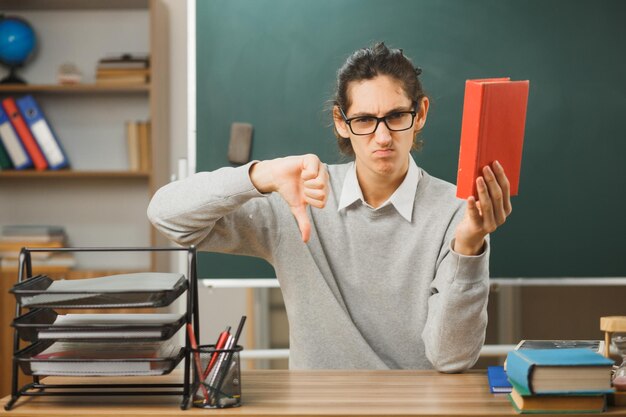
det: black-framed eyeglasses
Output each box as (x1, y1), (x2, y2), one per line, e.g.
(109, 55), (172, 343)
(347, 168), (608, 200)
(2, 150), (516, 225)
(339, 102), (417, 136)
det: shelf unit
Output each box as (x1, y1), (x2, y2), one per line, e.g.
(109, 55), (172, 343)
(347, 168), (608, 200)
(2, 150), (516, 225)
(4, 246), (199, 411)
(0, 0), (170, 270)
(0, 0), (171, 398)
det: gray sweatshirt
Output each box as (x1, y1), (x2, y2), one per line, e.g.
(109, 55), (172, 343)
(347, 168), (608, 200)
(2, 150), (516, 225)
(147, 162), (490, 372)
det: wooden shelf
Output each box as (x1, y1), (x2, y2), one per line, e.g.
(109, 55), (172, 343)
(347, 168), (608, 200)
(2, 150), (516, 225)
(0, 0), (148, 10)
(0, 170), (150, 179)
(0, 84), (150, 94)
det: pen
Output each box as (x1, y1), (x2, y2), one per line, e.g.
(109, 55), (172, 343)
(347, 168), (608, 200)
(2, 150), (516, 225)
(211, 316), (247, 405)
(186, 323), (209, 402)
(208, 334), (234, 387)
(202, 326), (231, 380)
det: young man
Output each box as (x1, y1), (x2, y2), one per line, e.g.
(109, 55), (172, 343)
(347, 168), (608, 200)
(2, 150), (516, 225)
(148, 43), (511, 372)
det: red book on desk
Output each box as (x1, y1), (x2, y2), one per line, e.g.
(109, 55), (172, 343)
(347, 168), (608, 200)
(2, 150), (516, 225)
(456, 78), (529, 199)
(2, 97), (48, 171)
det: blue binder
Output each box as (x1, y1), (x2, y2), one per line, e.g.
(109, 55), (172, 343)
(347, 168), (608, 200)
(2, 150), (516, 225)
(0, 104), (33, 170)
(16, 95), (69, 170)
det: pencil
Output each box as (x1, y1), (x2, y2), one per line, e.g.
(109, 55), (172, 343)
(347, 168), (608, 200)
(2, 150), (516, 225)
(186, 323), (209, 402)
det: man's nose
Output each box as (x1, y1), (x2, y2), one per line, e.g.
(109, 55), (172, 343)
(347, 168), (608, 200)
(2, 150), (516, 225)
(374, 120), (392, 145)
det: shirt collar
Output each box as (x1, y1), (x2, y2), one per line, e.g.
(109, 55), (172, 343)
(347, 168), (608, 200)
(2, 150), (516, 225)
(337, 157), (421, 222)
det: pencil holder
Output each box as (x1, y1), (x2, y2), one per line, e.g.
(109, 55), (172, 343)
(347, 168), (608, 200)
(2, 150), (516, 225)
(191, 344), (243, 408)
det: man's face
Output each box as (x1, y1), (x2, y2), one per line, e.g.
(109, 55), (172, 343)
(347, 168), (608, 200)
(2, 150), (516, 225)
(335, 75), (428, 183)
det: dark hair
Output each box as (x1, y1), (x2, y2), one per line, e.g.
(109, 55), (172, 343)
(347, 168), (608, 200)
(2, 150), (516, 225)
(332, 42), (427, 156)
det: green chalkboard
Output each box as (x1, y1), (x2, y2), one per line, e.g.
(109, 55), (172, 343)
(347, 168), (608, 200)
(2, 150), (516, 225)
(196, 0), (626, 278)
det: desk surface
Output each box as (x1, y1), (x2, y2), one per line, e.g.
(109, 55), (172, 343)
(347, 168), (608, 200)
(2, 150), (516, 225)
(2, 370), (626, 417)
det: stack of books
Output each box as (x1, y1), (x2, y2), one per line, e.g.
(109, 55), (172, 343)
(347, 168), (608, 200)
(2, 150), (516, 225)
(95, 53), (150, 85)
(0, 96), (70, 171)
(0, 225), (75, 272)
(506, 348), (614, 414)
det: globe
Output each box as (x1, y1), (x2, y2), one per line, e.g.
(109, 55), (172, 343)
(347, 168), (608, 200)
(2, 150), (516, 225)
(0, 15), (37, 84)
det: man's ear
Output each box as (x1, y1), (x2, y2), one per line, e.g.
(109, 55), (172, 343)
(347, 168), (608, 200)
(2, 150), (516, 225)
(414, 97), (430, 131)
(333, 106), (351, 138)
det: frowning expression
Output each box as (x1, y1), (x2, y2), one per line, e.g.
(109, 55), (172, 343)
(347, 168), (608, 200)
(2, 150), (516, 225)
(335, 75), (428, 181)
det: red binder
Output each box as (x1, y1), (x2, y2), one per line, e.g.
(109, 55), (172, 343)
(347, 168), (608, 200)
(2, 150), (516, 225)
(456, 78), (529, 199)
(2, 97), (48, 170)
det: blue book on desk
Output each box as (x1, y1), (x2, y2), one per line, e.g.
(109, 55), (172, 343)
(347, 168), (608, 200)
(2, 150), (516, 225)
(506, 348), (614, 396)
(16, 95), (69, 170)
(487, 366), (512, 393)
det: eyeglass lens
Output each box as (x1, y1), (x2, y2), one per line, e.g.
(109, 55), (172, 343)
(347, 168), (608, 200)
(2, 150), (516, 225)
(350, 112), (415, 135)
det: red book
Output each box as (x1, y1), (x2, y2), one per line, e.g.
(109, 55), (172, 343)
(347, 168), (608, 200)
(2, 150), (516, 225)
(2, 97), (48, 170)
(456, 78), (529, 199)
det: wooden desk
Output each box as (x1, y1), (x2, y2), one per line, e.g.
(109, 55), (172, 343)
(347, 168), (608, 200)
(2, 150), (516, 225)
(1, 370), (625, 416)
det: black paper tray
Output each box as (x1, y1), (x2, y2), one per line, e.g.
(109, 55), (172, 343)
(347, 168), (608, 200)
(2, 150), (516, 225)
(15, 341), (185, 377)
(12, 308), (186, 343)
(10, 274), (188, 309)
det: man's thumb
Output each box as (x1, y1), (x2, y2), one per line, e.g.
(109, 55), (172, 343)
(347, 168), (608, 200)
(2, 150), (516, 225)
(291, 204), (311, 243)
(301, 154), (320, 181)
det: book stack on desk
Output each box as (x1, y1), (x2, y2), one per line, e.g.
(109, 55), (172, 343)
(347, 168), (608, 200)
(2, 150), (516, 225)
(0, 225), (75, 272)
(506, 348), (614, 414)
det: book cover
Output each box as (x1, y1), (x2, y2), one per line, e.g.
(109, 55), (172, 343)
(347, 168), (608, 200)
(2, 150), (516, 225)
(16, 95), (70, 170)
(487, 366), (513, 393)
(1, 253), (76, 273)
(2, 97), (48, 170)
(137, 120), (151, 171)
(2, 225), (66, 237)
(0, 139), (14, 169)
(126, 121), (140, 171)
(0, 234), (65, 243)
(506, 348), (614, 395)
(97, 68), (150, 75)
(0, 240), (63, 251)
(0, 104), (32, 169)
(508, 384), (605, 414)
(515, 339), (604, 354)
(95, 74), (148, 84)
(98, 53), (150, 69)
(456, 78), (529, 199)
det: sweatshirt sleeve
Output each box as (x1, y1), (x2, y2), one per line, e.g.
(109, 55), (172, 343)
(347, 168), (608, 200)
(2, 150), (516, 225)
(147, 162), (280, 263)
(421, 206), (490, 373)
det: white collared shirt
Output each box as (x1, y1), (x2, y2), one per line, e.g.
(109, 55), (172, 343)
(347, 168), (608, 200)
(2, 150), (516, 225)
(337, 157), (422, 222)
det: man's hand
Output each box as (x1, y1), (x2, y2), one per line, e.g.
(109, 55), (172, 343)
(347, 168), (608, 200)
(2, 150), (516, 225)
(249, 154), (329, 242)
(454, 161), (512, 256)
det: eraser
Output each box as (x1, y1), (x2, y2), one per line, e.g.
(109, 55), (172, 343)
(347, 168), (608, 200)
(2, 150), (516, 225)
(228, 122), (253, 165)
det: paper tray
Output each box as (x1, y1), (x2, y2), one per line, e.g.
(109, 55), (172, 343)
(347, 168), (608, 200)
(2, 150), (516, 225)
(12, 309), (186, 343)
(15, 341), (185, 377)
(10, 273), (188, 308)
